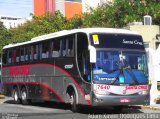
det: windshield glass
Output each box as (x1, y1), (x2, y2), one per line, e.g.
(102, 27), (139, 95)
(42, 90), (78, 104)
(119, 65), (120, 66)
(93, 50), (148, 85)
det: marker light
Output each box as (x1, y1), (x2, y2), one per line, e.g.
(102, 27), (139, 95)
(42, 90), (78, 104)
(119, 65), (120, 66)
(94, 90), (110, 95)
(119, 74), (124, 83)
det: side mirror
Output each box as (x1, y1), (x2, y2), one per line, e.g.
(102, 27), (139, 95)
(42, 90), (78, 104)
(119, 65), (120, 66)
(88, 45), (96, 63)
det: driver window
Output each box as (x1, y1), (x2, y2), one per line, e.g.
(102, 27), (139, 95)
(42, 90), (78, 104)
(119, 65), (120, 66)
(77, 33), (91, 82)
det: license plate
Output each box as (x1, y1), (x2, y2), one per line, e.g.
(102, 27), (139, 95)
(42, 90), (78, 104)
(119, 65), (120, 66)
(120, 98), (131, 103)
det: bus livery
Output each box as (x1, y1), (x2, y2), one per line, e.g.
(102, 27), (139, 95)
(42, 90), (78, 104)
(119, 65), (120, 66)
(1, 28), (149, 112)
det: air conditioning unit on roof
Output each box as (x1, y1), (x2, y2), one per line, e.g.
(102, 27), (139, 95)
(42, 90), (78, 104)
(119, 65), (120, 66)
(144, 15), (152, 25)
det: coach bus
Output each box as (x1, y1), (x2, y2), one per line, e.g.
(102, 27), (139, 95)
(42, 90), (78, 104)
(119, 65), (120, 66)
(1, 28), (149, 112)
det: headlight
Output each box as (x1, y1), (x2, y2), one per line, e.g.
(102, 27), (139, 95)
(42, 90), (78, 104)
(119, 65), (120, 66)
(94, 90), (110, 95)
(138, 90), (148, 95)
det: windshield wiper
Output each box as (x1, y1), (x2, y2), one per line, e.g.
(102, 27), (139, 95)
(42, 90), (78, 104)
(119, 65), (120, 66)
(110, 68), (139, 85)
(125, 69), (139, 85)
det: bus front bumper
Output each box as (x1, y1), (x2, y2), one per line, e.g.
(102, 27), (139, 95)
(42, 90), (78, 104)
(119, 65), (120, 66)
(91, 93), (149, 106)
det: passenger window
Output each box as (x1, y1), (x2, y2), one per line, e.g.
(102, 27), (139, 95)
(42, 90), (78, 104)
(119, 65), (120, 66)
(62, 36), (75, 57)
(25, 46), (29, 61)
(33, 45), (39, 60)
(52, 40), (60, 58)
(7, 50), (12, 64)
(67, 38), (74, 57)
(16, 48), (20, 62)
(20, 48), (25, 62)
(42, 42), (49, 59)
(12, 50), (16, 63)
(2, 51), (7, 64)
(30, 46), (33, 60)
(61, 39), (66, 57)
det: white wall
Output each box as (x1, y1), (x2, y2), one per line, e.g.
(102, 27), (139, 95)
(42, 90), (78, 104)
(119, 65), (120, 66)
(82, 0), (112, 13)
(0, 16), (32, 29)
(55, 0), (65, 15)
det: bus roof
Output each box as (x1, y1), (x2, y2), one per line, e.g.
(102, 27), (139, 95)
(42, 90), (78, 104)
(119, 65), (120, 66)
(3, 28), (140, 49)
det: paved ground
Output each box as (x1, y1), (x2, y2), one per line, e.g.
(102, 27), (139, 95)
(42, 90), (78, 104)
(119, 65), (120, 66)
(0, 97), (160, 119)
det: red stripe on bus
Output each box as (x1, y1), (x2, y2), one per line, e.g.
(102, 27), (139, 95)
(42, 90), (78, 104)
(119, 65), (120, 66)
(2, 63), (91, 105)
(4, 82), (65, 103)
(45, 64), (91, 105)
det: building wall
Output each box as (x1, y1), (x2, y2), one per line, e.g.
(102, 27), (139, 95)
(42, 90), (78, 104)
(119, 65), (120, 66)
(55, 0), (65, 15)
(34, 0), (82, 18)
(128, 25), (160, 104)
(82, 0), (113, 13)
(34, 0), (45, 16)
(45, 0), (55, 13)
(0, 16), (32, 29)
(65, 2), (82, 18)
(129, 25), (160, 49)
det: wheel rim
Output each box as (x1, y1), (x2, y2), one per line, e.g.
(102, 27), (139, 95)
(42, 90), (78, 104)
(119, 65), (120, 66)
(14, 91), (18, 101)
(22, 91), (27, 101)
(71, 95), (74, 105)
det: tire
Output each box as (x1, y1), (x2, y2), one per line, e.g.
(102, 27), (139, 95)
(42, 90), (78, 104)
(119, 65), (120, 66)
(21, 87), (31, 105)
(70, 91), (79, 113)
(13, 87), (21, 104)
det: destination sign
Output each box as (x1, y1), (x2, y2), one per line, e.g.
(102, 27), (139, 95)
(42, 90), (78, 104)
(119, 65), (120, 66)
(90, 34), (145, 50)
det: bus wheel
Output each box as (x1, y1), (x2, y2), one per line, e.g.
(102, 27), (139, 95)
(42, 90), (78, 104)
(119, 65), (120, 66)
(70, 91), (79, 113)
(21, 87), (30, 105)
(13, 87), (21, 104)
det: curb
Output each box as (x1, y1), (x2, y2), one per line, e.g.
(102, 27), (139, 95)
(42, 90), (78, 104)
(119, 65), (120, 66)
(0, 95), (5, 104)
(141, 106), (160, 111)
(0, 94), (5, 99)
(136, 105), (160, 111)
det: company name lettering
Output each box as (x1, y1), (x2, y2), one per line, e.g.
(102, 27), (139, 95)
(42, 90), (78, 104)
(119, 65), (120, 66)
(9, 66), (30, 76)
(123, 39), (143, 45)
(126, 85), (148, 90)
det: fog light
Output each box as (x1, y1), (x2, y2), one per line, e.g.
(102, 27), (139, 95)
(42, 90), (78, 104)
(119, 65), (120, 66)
(94, 90), (110, 95)
(138, 90), (148, 95)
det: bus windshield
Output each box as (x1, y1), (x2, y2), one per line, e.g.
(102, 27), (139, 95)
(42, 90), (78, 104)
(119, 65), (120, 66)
(93, 50), (148, 85)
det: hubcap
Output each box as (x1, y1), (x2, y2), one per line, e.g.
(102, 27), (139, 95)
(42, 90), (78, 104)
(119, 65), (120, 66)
(14, 91), (18, 101)
(71, 95), (73, 105)
(22, 91), (26, 100)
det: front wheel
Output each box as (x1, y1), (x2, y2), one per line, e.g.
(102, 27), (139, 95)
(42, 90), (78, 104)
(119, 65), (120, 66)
(70, 92), (79, 113)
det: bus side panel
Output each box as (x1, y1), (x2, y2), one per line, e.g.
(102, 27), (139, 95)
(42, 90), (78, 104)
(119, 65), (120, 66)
(2, 61), (91, 105)
(2, 68), (12, 96)
(55, 58), (90, 105)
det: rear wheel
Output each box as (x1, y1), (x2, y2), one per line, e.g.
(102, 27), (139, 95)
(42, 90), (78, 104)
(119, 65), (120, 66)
(21, 87), (31, 105)
(13, 87), (21, 104)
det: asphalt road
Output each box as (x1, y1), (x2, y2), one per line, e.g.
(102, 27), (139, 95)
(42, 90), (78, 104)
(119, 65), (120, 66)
(0, 97), (160, 119)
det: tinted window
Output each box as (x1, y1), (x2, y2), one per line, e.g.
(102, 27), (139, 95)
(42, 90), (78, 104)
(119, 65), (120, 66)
(52, 39), (60, 58)
(41, 42), (49, 59)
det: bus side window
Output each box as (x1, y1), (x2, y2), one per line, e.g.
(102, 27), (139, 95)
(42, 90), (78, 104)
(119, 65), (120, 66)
(61, 39), (66, 57)
(25, 46), (29, 61)
(12, 49), (16, 63)
(16, 48), (20, 63)
(20, 47), (25, 62)
(2, 51), (7, 65)
(33, 45), (39, 60)
(7, 50), (12, 64)
(52, 39), (60, 58)
(67, 38), (74, 57)
(30, 46), (33, 61)
(42, 42), (49, 59)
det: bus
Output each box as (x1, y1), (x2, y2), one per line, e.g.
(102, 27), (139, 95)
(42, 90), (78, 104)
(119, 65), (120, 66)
(1, 28), (149, 112)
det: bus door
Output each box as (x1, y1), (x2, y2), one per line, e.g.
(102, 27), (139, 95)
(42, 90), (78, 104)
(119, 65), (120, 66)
(77, 33), (91, 94)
